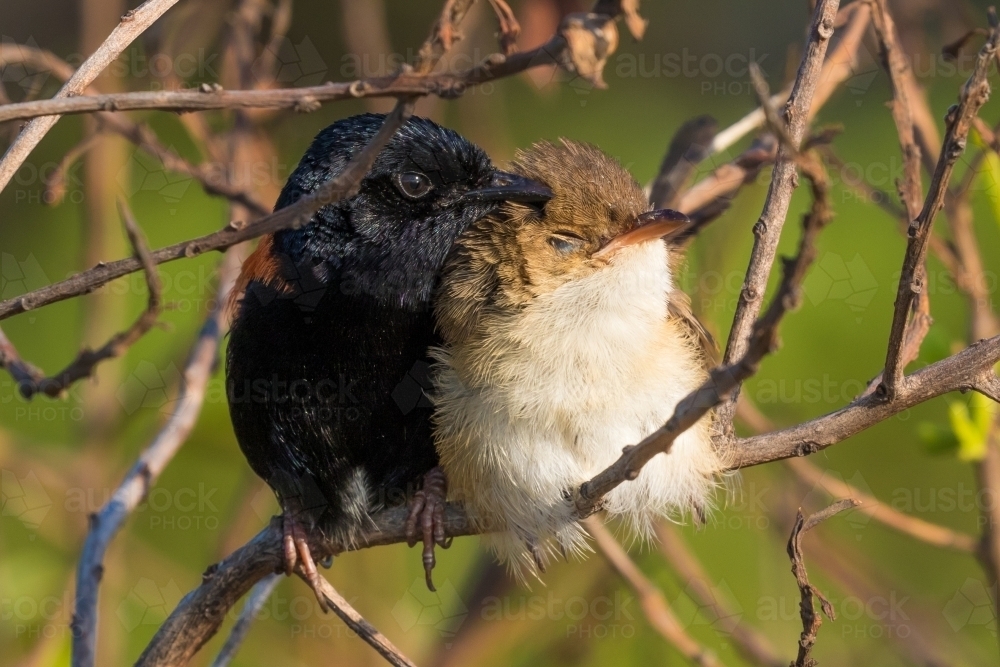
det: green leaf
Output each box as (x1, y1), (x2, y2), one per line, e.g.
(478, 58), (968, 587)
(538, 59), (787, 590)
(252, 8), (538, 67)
(947, 396), (995, 462)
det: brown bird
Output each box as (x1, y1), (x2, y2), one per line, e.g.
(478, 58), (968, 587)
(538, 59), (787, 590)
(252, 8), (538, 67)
(431, 139), (725, 576)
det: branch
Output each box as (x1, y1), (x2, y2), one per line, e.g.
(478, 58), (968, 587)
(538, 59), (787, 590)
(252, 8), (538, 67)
(0, 0), (182, 195)
(0, 8), (631, 127)
(7, 201), (162, 399)
(584, 517), (724, 667)
(732, 334), (1000, 468)
(715, 0), (841, 428)
(304, 571), (418, 667)
(882, 12), (1000, 398)
(0, 102), (413, 322)
(70, 248), (240, 667)
(649, 115), (718, 210)
(576, 148), (834, 516)
(788, 500), (859, 667)
(0, 44), (270, 216)
(136, 504), (474, 667)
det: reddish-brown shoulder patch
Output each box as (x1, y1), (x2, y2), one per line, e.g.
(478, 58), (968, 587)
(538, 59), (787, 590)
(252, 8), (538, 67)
(228, 235), (290, 315)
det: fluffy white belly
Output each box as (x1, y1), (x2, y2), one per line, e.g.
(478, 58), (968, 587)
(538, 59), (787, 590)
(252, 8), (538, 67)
(432, 243), (722, 575)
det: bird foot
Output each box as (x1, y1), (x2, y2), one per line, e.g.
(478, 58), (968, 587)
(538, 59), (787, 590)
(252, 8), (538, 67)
(281, 513), (329, 613)
(405, 467), (453, 592)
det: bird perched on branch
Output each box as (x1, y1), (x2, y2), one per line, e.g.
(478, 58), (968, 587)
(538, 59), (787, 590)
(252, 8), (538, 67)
(432, 139), (725, 576)
(226, 113), (552, 602)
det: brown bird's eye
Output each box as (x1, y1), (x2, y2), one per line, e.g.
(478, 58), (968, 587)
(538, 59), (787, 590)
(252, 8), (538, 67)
(396, 171), (434, 199)
(548, 234), (584, 255)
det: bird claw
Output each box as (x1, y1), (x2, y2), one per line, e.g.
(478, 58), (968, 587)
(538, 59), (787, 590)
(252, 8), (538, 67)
(282, 513), (329, 613)
(405, 467), (451, 592)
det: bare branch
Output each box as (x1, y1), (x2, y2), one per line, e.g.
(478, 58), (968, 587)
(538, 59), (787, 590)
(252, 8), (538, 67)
(733, 334), (1000, 468)
(305, 572), (418, 667)
(649, 115), (718, 210)
(70, 248), (241, 667)
(7, 201), (162, 399)
(788, 500), (859, 667)
(0, 0), (182, 195)
(882, 16), (1000, 398)
(0, 102), (413, 322)
(715, 0), (841, 429)
(584, 517), (724, 667)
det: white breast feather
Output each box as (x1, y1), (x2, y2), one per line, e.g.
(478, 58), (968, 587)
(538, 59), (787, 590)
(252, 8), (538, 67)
(432, 241), (723, 577)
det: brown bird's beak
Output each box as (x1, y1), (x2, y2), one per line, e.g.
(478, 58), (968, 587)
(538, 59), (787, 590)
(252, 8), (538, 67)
(593, 209), (691, 260)
(463, 170), (553, 204)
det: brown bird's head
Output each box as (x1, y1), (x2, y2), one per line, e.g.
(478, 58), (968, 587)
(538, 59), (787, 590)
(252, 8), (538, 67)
(436, 139), (690, 346)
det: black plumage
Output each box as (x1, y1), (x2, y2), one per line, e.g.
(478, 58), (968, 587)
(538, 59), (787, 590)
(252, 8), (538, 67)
(225, 113), (550, 597)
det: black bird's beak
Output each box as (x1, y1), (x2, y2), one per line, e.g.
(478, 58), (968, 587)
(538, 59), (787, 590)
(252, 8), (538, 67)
(463, 170), (553, 204)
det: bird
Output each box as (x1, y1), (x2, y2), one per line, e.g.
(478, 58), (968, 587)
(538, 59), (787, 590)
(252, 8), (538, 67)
(431, 139), (726, 577)
(225, 113), (552, 603)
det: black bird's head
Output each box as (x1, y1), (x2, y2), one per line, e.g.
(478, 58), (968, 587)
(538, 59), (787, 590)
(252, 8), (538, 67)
(263, 113), (551, 310)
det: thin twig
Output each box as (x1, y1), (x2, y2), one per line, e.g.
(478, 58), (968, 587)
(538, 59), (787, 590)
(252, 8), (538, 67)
(0, 0), (182, 195)
(715, 0), (841, 430)
(0, 103), (413, 322)
(786, 458), (978, 553)
(882, 13), (1000, 399)
(208, 574), (281, 667)
(584, 517), (724, 667)
(8, 201), (162, 399)
(788, 499), (859, 667)
(735, 396), (980, 554)
(306, 572), (418, 667)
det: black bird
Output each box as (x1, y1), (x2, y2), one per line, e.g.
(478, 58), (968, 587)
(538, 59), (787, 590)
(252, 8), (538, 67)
(226, 113), (551, 602)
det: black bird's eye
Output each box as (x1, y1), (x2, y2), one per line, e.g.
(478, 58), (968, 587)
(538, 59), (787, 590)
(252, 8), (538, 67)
(548, 234), (585, 255)
(395, 171), (434, 199)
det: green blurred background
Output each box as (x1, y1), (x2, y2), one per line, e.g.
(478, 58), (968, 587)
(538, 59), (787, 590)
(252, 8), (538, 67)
(2, 0), (1000, 665)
